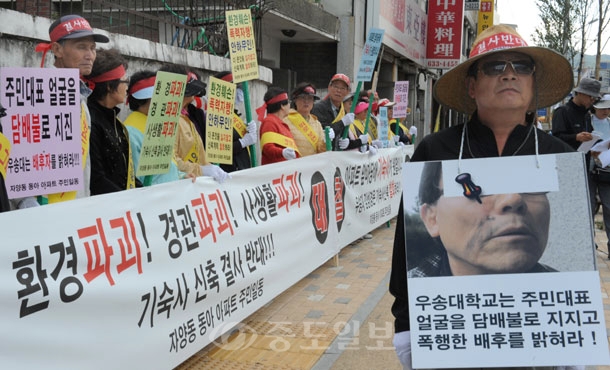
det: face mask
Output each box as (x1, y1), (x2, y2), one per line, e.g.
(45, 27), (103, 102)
(236, 88), (244, 104)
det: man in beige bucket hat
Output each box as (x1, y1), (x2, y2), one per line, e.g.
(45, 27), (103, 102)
(390, 24), (577, 369)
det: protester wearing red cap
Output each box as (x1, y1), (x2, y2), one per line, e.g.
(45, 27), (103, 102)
(34, 14), (110, 204)
(342, 101), (372, 146)
(356, 89), (381, 141)
(283, 82), (331, 156)
(378, 98), (411, 145)
(258, 87), (300, 165)
(36, 14), (109, 70)
(311, 73), (355, 149)
(336, 100), (382, 153)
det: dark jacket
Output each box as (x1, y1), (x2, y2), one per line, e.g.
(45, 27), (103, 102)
(390, 122), (412, 144)
(311, 98), (347, 149)
(389, 113), (574, 333)
(551, 98), (592, 150)
(186, 105), (251, 172)
(88, 100), (142, 195)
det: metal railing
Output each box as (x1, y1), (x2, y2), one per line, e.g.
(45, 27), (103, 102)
(1, 0), (271, 58)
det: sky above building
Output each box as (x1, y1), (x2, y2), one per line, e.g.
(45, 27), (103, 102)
(496, 0), (607, 55)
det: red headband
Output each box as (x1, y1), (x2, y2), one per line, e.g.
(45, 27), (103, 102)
(129, 76), (156, 95)
(34, 43), (53, 68)
(50, 18), (93, 43)
(256, 92), (289, 122)
(35, 18), (95, 68)
(470, 32), (528, 58)
(220, 73), (233, 82)
(82, 65), (126, 90)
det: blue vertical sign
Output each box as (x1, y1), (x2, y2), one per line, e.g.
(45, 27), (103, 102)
(356, 28), (385, 82)
(378, 107), (390, 148)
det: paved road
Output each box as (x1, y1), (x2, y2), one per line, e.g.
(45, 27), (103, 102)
(177, 215), (610, 370)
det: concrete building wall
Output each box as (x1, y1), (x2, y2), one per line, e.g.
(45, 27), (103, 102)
(280, 42), (337, 89)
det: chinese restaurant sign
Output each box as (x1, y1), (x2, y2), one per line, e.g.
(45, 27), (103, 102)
(426, 0), (465, 69)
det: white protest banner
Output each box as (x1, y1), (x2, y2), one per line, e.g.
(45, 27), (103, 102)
(402, 153), (609, 367)
(0, 67), (82, 198)
(0, 147), (405, 370)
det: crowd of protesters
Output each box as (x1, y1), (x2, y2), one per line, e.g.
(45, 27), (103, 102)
(0, 13), (413, 213)
(0, 13), (605, 370)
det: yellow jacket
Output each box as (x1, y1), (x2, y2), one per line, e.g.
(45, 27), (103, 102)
(284, 109), (327, 157)
(174, 114), (209, 177)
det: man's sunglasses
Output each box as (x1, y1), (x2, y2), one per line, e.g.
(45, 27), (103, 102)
(479, 60), (535, 76)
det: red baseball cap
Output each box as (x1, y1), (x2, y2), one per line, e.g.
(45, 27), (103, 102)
(49, 15), (109, 43)
(378, 98), (396, 108)
(330, 73), (351, 88)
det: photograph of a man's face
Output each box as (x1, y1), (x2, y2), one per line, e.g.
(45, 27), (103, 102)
(404, 154), (596, 278)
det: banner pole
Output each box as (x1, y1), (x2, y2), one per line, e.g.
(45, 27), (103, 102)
(242, 81), (257, 167)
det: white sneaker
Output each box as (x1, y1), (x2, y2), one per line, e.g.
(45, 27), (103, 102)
(362, 233), (373, 239)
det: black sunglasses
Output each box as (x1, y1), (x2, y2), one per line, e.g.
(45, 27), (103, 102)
(479, 60), (535, 76)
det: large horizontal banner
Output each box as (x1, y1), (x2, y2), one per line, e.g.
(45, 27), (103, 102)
(0, 147), (407, 370)
(403, 153), (610, 367)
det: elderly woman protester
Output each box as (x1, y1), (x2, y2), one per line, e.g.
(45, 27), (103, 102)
(283, 83), (333, 156)
(258, 87), (299, 165)
(87, 48), (142, 195)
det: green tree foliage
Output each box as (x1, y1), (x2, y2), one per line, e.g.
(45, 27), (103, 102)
(533, 0), (599, 77)
(533, 0), (577, 64)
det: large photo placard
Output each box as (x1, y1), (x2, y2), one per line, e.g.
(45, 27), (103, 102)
(402, 153), (609, 367)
